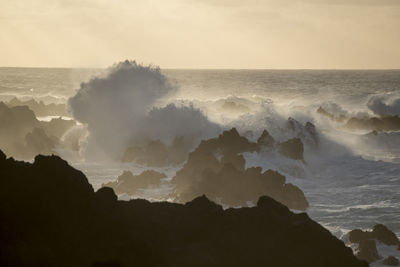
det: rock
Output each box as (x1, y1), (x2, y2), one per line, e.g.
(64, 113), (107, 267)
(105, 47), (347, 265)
(25, 128), (57, 156)
(257, 129), (275, 147)
(0, 102), (75, 159)
(0, 150), (367, 267)
(279, 137), (304, 161)
(372, 224), (400, 246)
(349, 224), (400, 264)
(356, 239), (381, 263)
(383, 256), (400, 266)
(6, 97), (69, 117)
(171, 129), (308, 210)
(122, 136), (190, 167)
(349, 224), (400, 246)
(102, 170), (166, 196)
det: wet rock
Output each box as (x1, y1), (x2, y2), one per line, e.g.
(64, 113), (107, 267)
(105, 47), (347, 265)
(356, 239), (381, 263)
(349, 224), (400, 246)
(257, 129), (275, 148)
(171, 129), (308, 209)
(383, 256), (399, 266)
(279, 137), (304, 161)
(349, 224), (400, 264)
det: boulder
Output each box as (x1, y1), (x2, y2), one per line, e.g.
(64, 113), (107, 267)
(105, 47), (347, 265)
(356, 239), (381, 263)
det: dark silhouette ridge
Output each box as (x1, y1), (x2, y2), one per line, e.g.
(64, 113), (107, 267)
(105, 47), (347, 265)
(349, 224), (400, 264)
(0, 150), (367, 267)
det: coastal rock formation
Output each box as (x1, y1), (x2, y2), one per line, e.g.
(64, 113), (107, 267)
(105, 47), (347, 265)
(356, 239), (382, 263)
(257, 129), (275, 148)
(171, 128), (308, 210)
(278, 137), (304, 161)
(6, 97), (69, 117)
(0, 102), (76, 159)
(122, 136), (189, 167)
(102, 170), (166, 195)
(349, 224), (400, 247)
(0, 150), (367, 267)
(349, 224), (400, 264)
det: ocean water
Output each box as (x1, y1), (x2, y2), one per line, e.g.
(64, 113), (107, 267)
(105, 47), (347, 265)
(1, 67), (400, 265)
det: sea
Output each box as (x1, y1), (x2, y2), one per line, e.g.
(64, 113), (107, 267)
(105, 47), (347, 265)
(1, 67), (399, 266)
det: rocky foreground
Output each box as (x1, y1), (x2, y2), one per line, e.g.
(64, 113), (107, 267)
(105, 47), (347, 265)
(0, 150), (367, 267)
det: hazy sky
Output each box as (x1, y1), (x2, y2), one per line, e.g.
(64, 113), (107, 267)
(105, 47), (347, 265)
(0, 0), (399, 68)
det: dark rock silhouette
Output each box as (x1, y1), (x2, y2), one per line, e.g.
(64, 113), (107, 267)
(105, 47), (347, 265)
(171, 129), (308, 209)
(355, 239), (382, 263)
(279, 137), (304, 161)
(285, 117), (319, 148)
(0, 150), (367, 267)
(383, 256), (399, 266)
(257, 129), (275, 147)
(349, 224), (400, 264)
(102, 170), (166, 195)
(349, 224), (400, 246)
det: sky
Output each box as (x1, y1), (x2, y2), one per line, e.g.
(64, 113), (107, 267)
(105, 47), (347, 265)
(0, 0), (399, 69)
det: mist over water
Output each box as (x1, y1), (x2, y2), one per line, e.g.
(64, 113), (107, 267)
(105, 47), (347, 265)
(1, 66), (400, 265)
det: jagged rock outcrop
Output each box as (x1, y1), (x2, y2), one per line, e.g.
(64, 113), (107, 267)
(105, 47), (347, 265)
(171, 129), (308, 210)
(257, 129), (275, 148)
(279, 137), (304, 161)
(349, 224), (400, 247)
(0, 102), (75, 159)
(356, 239), (382, 263)
(349, 224), (400, 264)
(102, 170), (166, 195)
(0, 151), (367, 267)
(286, 117), (319, 147)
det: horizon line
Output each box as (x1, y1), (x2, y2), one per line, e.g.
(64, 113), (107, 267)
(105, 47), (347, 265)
(1, 66), (400, 71)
